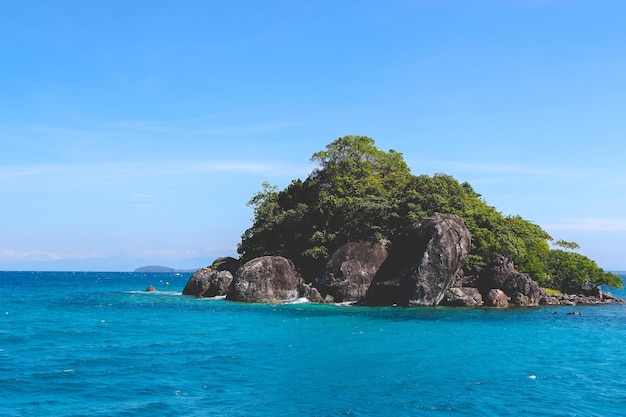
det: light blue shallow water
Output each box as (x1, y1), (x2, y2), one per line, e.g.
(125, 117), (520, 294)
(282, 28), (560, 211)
(1, 271), (626, 416)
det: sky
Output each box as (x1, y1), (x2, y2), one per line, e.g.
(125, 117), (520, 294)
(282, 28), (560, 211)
(1, 0), (626, 271)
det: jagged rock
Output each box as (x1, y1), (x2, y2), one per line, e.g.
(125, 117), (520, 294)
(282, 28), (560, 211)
(478, 255), (546, 306)
(313, 241), (388, 303)
(182, 267), (234, 297)
(211, 256), (240, 275)
(366, 213), (471, 306)
(510, 292), (529, 306)
(441, 287), (483, 307)
(503, 274), (546, 306)
(477, 255), (515, 292)
(145, 285), (156, 292)
(299, 282), (324, 303)
(226, 256), (301, 303)
(540, 296), (560, 305)
(485, 288), (509, 308)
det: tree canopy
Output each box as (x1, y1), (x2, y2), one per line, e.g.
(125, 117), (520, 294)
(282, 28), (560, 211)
(237, 135), (622, 289)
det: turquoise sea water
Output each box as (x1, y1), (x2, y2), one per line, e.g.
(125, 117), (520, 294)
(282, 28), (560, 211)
(1, 271), (626, 416)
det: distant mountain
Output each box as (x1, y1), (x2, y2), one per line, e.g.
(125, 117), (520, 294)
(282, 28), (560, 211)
(134, 265), (199, 273)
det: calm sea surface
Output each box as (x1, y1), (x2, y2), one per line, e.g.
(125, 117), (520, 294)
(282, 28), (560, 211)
(1, 271), (626, 416)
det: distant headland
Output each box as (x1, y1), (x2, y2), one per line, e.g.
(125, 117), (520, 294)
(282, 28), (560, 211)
(134, 265), (198, 273)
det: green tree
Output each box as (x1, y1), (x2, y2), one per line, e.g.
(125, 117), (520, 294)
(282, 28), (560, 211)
(547, 249), (623, 292)
(238, 136), (414, 277)
(237, 135), (615, 288)
(554, 239), (580, 251)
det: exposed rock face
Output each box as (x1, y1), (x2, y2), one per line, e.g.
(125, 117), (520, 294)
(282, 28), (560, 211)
(540, 292), (623, 306)
(485, 289), (509, 308)
(478, 255), (515, 290)
(211, 256), (240, 275)
(478, 255), (546, 306)
(441, 287), (483, 307)
(366, 213), (471, 306)
(313, 241), (388, 303)
(299, 283), (324, 303)
(502, 273), (546, 306)
(182, 267), (234, 298)
(226, 256), (301, 303)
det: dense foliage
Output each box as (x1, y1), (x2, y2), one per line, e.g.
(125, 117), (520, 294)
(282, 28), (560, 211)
(237, 135), (622, 289)
(546, 249), (622, 292)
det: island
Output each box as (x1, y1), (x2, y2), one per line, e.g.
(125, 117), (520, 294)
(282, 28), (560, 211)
(183, 136), (623, 307)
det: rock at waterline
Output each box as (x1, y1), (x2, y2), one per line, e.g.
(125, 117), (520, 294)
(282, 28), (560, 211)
(313, 241), (388, 303)
(226, 256), (301, 303)
(182, 267), (233, 298)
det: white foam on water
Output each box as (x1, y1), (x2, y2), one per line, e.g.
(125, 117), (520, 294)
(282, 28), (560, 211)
(126, 290), (182, 296)
(285, 297), (310, 304)
(334, 301), (358, 307)
(196, 295), (226, 300)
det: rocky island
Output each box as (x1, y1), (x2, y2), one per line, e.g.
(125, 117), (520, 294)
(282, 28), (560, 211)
(183, 136), (623, 307)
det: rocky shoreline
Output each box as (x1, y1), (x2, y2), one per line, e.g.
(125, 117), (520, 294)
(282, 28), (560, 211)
(181, 213), (623, 308)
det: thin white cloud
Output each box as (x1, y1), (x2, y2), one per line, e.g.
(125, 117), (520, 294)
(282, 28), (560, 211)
(421, 160), (567, 177)
(544, 218), (626, 232)
(125, 248), (217, 260)
(0, 247), (222, 263)
(190, 161), (311, 177)
(0, 249), (108, 262)
(0, 159), (310, 182)
(132, 193), (155, 199)
(11, 117), (302, 144)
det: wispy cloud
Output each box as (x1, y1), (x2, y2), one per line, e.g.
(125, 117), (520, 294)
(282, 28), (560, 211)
(420, 160), (569, 177)
(8, 116), (302, 145)
(544, 218), (626, 232)
(0, 247), (224, 263)
(0, 249), (108, 262)
(0, 159), (310, 182)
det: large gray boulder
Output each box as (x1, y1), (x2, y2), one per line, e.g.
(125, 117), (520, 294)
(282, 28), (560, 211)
(226, 256), (301, 303)
(182, 267), (233, 298)
(484, 288), (509, 308)
(441, 287), (483, 307)
(313, 241), (388, 303)
(366, 213), (471, 306)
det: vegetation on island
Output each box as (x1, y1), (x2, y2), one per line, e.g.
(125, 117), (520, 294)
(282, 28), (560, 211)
(238, 135), (622, 292)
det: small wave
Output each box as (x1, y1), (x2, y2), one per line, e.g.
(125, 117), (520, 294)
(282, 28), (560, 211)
(126, 290), (182, 296)
(198, 295), (227, 300)
(285, 297), (310, 304)
(334, 301), (358, 307)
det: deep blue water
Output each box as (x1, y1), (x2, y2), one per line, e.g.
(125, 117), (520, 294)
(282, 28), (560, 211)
(1, 271), (626, 416)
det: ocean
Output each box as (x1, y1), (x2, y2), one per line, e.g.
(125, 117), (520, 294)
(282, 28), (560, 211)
(1, 271), (625, 416)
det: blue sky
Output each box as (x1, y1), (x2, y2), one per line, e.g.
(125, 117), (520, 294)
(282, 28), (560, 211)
(1, 0), (626, 271)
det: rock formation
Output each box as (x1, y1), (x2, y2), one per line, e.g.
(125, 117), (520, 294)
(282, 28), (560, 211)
(313, 241), (388, 303)
(366, 213), (471, 306)
(180, 217), (621, 308)
(484, 288), (509, 308)
(477, 255), (546, 306)
(182, 267), (233, 298)
(211, 256), (240, 275)
(441, 287), (483, 307)
(226, 256), (301, 303)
